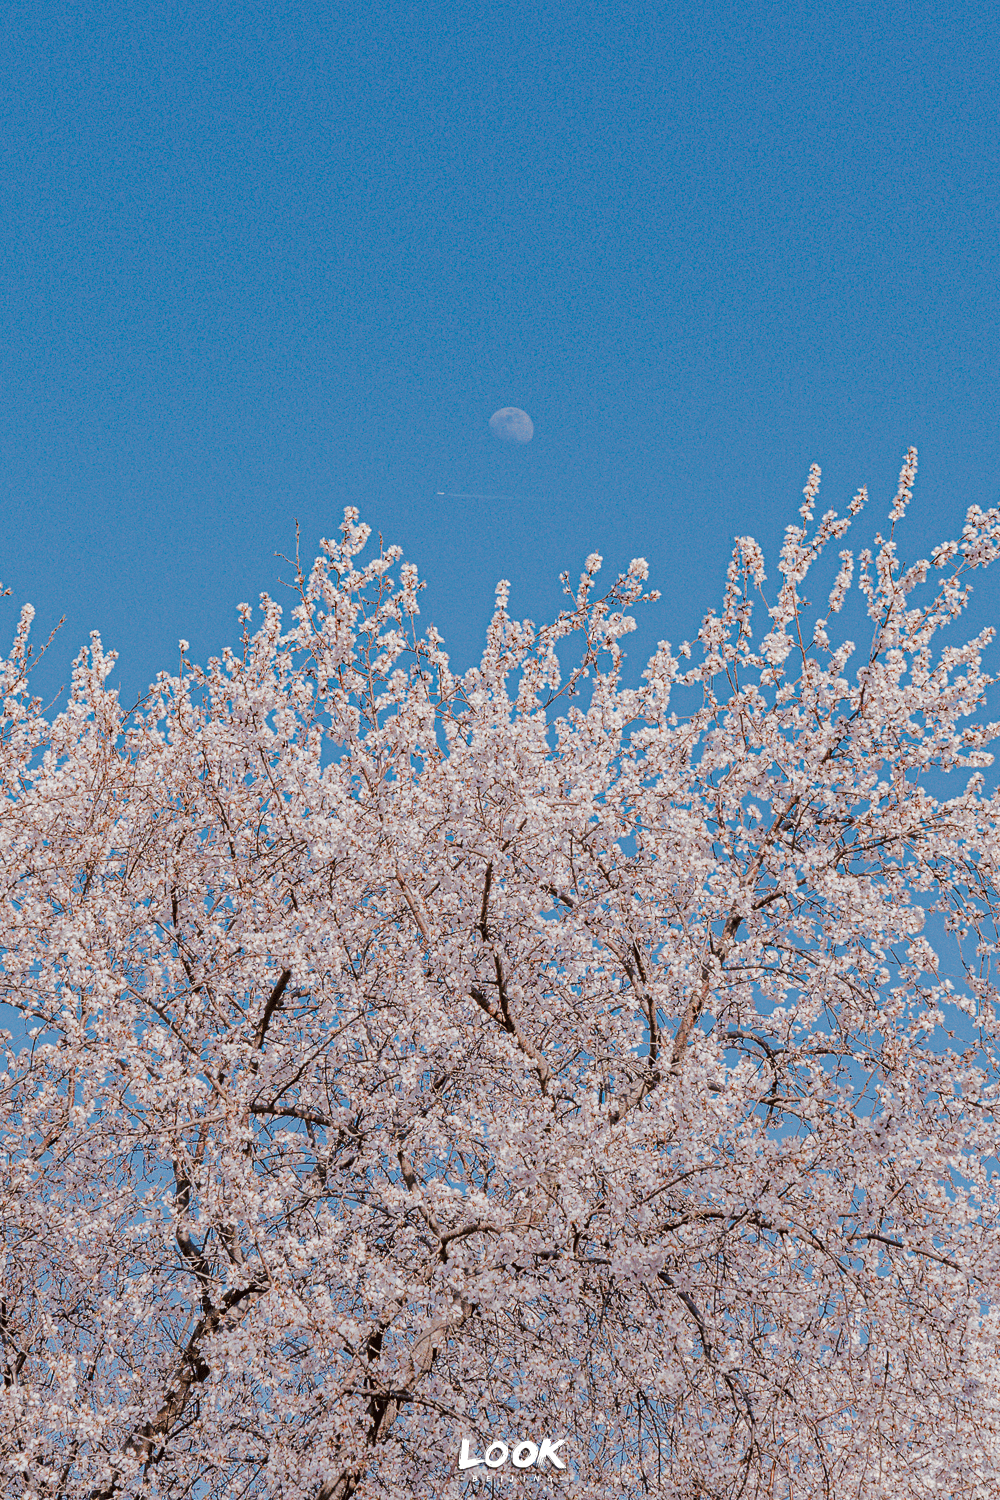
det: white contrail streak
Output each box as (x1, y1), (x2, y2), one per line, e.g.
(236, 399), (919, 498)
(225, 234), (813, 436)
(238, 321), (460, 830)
(436, 491), (515, 500)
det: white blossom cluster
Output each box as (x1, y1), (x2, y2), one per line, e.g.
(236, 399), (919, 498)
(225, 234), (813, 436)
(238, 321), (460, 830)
(1, 455), (1000, 1496)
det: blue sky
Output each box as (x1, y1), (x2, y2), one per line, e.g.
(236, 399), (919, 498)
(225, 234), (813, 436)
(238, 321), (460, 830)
(3, 0), (999, 705)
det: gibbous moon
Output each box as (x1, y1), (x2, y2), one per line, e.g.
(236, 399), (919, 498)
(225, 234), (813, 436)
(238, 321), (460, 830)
(489, 407), (533, 443)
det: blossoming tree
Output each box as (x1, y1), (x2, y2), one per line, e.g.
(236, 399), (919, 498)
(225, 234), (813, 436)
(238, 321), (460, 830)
(2, 451), (1000, 1498)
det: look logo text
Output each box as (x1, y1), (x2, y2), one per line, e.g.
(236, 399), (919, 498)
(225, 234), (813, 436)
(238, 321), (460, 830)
(458, 1437), (567, 1471)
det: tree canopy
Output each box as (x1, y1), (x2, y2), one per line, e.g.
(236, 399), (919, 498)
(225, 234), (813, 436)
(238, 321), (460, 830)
(2, 451), (1000, 1498)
